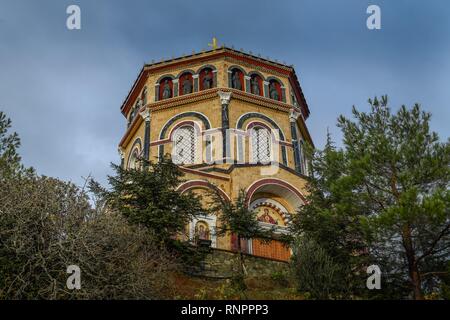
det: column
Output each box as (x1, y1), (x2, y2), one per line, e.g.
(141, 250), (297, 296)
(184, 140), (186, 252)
(218, 91), (232, 159)
(213, 70), (218, 88)
(263, 81), (269, 98)
(245, 75), (251, 93)
(154, 84), (160, 101)
(289, 109), (302, 173)
(140, 109), (151, 163)
(281, 86), (286, 103)
(193, 74), (199, 92)
(173, 79), (179, 97)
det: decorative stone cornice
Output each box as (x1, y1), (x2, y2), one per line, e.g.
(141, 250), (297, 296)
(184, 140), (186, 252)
(120, 88), (314, 149)
(150, 88), (293, 113)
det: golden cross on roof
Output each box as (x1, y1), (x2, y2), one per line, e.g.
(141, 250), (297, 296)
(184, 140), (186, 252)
(208, 37), (219, 50)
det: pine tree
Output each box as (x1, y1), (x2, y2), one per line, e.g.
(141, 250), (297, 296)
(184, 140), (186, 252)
(292, 96), (450, 299)
(95, 158), (206, 249)
(291, 236), (341, 299)
(211, 189), (276, 290)
(0, 111), (32, 178)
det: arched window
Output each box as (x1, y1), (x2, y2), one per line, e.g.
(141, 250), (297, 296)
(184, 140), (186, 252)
(128, 148), (140, 169)
(251, 126), (271, 164)
(268, 79), (282, 101)
(172, 125), (197, 164)
(159, 77), (173, 100)
(250, 74), (263, 96)
(230, 68), (244, 91)
(179, 72), (193, 95)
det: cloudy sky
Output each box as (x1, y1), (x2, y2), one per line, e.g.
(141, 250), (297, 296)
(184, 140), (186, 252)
(0, 0), (449, 186)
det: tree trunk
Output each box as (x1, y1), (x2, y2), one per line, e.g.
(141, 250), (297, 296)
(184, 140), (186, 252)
(391, 167), (424, 300)
(402, 224), (424, 300)
(410, 266), (423, 300)
(237, 235), (244, 277)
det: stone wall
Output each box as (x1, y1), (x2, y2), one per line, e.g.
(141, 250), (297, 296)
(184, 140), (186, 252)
(190, 248), (290, 279)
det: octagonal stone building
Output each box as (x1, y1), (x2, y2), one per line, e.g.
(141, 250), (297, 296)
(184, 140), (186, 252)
(118, 46), (313, 262)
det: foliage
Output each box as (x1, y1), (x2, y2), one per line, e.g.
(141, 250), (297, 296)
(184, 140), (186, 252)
(0, 112), (177, 299)
(291, 236), (343, 299)
(291, 96), (450, 299)
(270, 270), (290, 287)
(0, 111), (33, 179)
(0, 173), (177, 299)
(95, 158), (205, 247)
(211, 189), (277, 290)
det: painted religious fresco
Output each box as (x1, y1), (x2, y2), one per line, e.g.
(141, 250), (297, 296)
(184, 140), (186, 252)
(256, 206), (284, 226)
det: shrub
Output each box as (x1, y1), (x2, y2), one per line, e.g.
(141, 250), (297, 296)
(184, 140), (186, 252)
(291, 236), (341, 299)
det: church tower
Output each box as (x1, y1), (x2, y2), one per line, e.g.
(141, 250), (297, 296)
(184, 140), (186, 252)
(119, 44), (312, 261)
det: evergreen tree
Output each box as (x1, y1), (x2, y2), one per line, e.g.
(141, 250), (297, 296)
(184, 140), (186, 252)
(291, 236), (342, 299)
(292, 96), (450, 299)
(0, 111), (32, 178)
(0, 112), (176, 299)
(95, 158), (206, 249)
(212, 189), (276, 290)
(290, 132), (371, 298)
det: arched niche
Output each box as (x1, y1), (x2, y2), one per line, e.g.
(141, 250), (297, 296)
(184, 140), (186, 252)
(198, 65), (217, 91)
(158, 76), (174, 100)
(248, 72), (264, 96)
(178, 71), (194, 95)
(228, 66), (246, 91)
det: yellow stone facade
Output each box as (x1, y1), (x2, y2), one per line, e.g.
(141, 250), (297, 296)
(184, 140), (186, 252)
(118, 47), (313, 261)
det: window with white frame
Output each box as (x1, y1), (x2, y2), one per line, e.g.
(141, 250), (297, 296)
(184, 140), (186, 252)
(251, 126), (271, 164)
(172, 125), (197, 164)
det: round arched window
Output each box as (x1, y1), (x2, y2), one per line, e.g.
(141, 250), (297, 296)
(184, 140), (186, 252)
(172, 125), (197, 164)
(251, 126), (272, 164)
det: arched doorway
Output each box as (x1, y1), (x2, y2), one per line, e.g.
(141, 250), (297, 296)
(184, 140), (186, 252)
(244, 178), (306, 261)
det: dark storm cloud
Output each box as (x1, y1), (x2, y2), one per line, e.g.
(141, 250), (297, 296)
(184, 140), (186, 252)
(0, 0), (449, 186)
